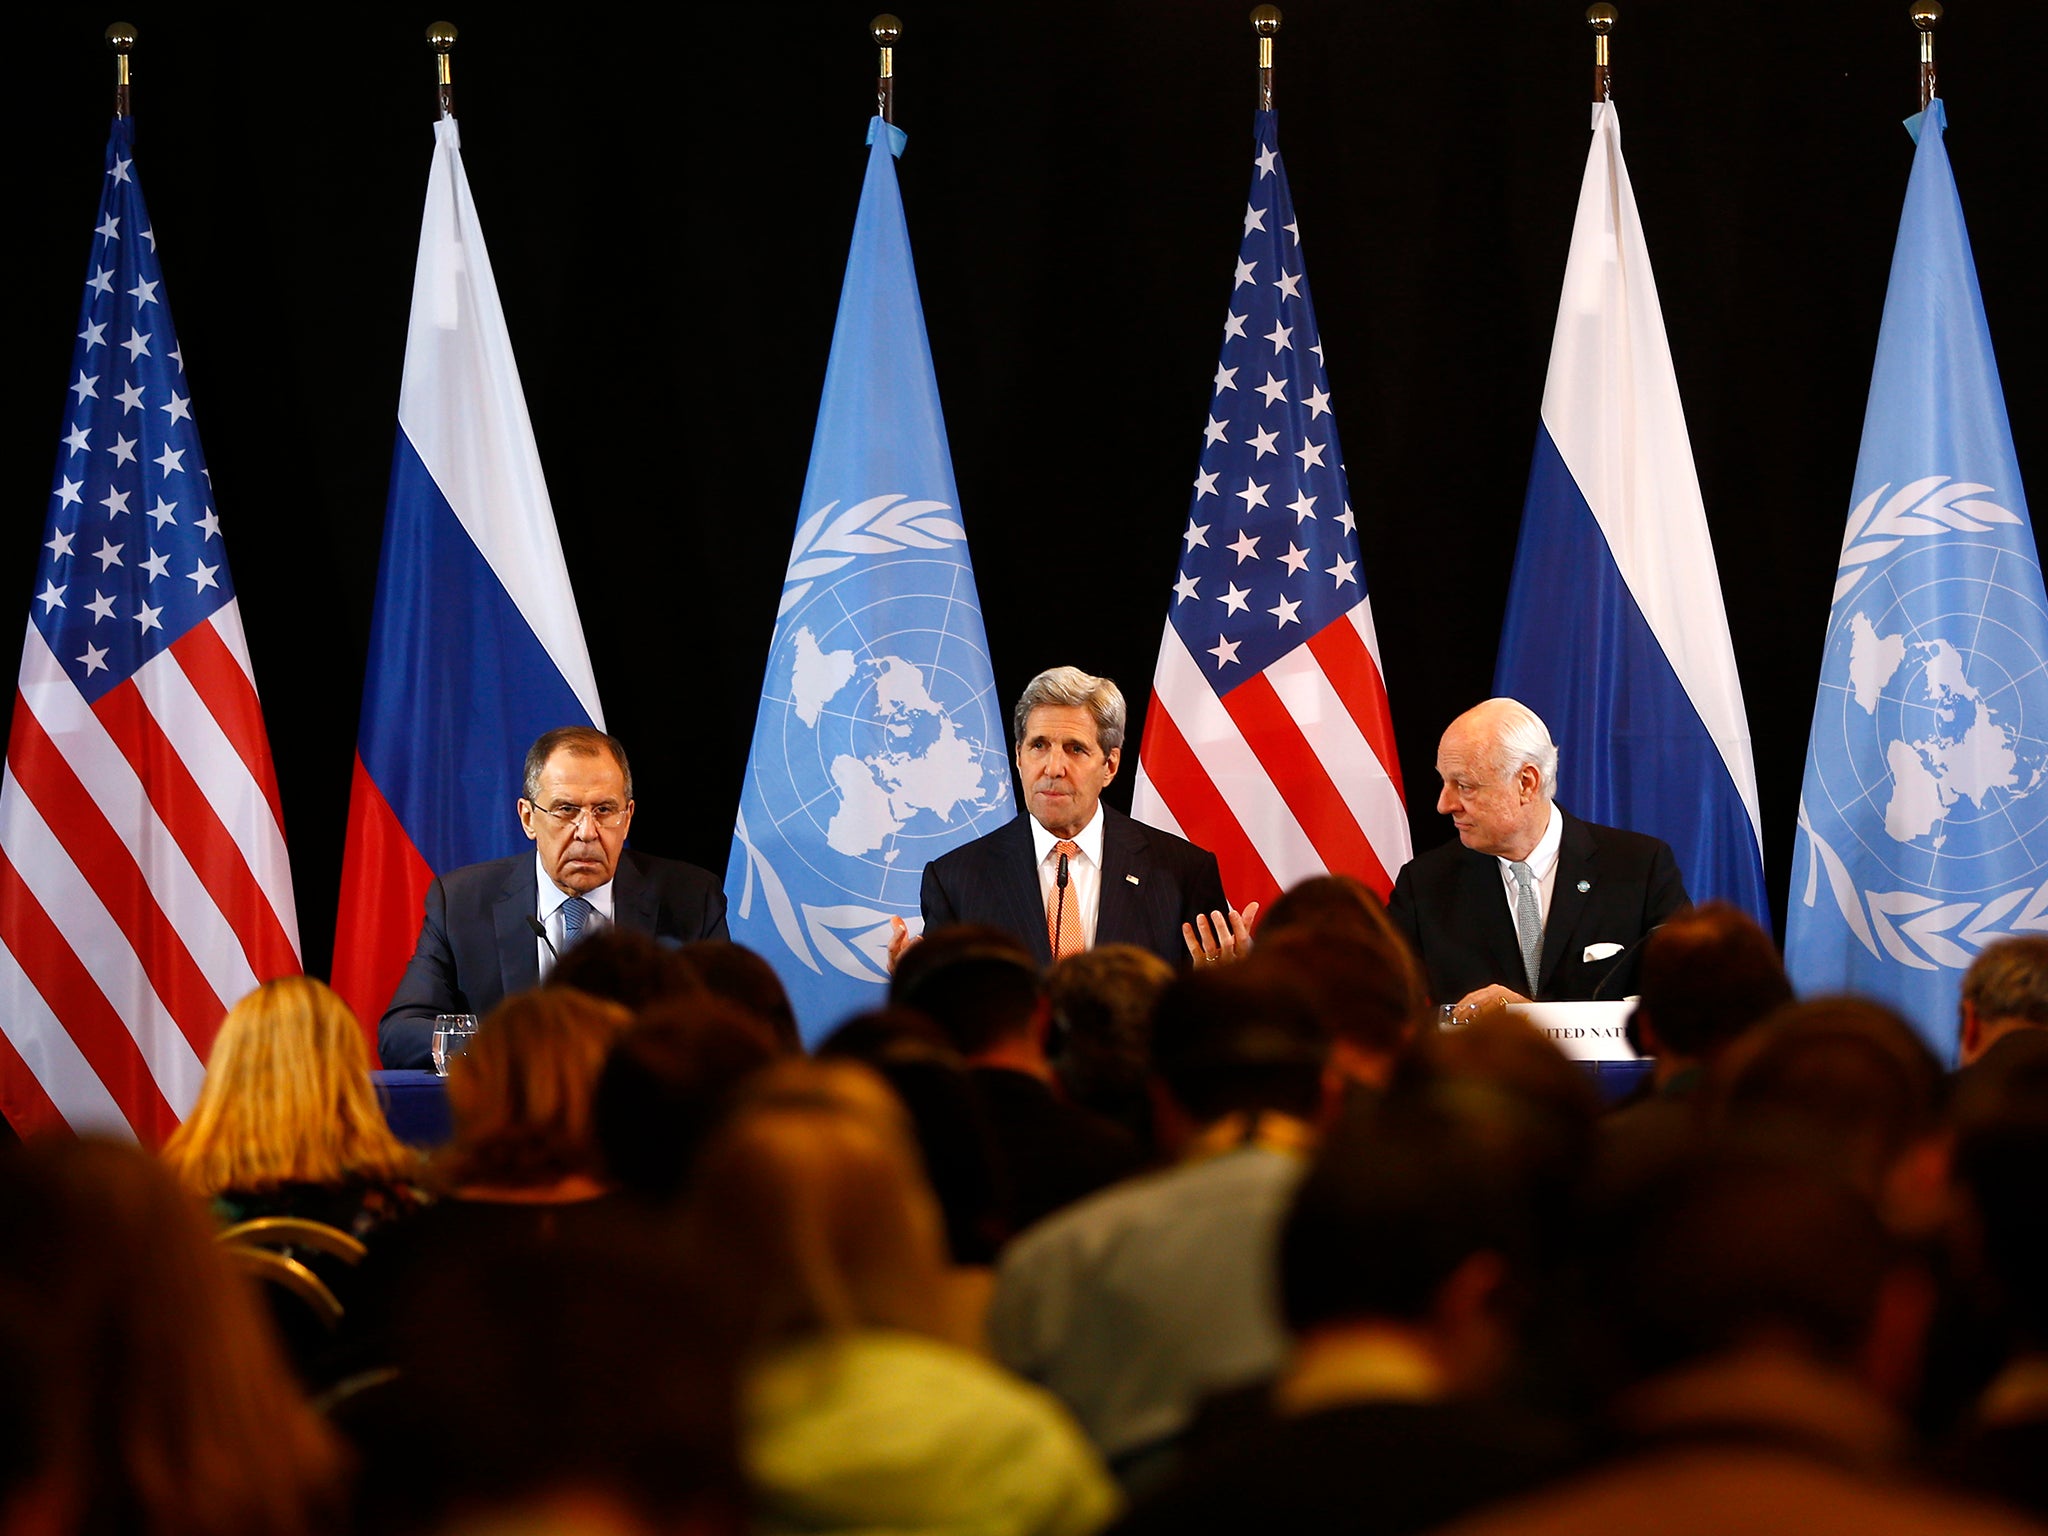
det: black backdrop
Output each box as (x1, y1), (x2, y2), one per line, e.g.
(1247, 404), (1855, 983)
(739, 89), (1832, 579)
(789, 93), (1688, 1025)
(4, 3), (2044, 982)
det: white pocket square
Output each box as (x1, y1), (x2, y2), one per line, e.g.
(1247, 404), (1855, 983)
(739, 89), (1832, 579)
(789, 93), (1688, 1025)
(1583, 942), (1624, 962)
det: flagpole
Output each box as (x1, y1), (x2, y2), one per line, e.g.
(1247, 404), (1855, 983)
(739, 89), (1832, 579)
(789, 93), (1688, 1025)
(1251, 5), (1280, 110)
(106, 21), (135, 118)
(428, 20), (457, 120)
(1587, 3), (1616, 103)
(872, 14), (899, 126)
(1912, 0), (1942, 109)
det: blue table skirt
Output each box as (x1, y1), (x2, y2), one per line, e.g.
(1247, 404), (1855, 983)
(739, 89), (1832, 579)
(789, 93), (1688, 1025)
(372, 1070), (452, 1149)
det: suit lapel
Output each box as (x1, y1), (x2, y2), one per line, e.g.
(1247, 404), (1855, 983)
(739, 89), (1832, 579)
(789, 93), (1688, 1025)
(611, 850), (661, 935)
(493, 859), (542, 1003)
(1094, 809), (1147, 949)
(1539, 813), (1595, 993)
(997, 816), (1054, 966)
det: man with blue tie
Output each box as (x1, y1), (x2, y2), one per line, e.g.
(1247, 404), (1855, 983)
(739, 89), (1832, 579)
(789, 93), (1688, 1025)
(377, 727), (727, 1068)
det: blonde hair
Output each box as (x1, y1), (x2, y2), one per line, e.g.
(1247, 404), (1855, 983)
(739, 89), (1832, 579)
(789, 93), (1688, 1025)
(437, 986), (633, 1191)
(684, 1061), (950, 1352)
(162, 976), (413, 1198)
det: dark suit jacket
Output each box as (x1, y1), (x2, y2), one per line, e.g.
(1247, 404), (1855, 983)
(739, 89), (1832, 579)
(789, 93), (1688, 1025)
(378, 848), (728, 1068)
(1387, 810), (1689, 1006)
(920, 807), (1227, 968)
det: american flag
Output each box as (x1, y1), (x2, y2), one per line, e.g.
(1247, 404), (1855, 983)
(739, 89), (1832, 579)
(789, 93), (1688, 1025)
(0, 117), (299, 1143)
(1131, 109), (1411, 911)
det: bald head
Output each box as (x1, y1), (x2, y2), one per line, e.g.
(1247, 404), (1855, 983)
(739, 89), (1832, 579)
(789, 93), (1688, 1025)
(1433, 698), (1556, 861)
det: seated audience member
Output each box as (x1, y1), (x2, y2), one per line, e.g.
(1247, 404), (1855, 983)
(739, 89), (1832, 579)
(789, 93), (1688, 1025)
(1436, 1142), (2040, 1536)
(341, 1224), (746, 1536)
(1942, 1086), (2048, 1518)
(1600, 902), (1793, 1174)
(344, 989), (636, 1363)
(1257, 871), (1396, 940)
(894, 925), (1145, 1235)
(592, 999), (780, 1206)
(1245, 922), (1426, 1103)
(682, 1066), (1119, 1536)
(0, 1139), (344, 1536)
(820, 1008), (1010, 1267)
(1716, 998), (1946, 1215)
(1958, 936), (2048, 1070)
(1110, 1080), (1580, 1535)
(682, 937), (804, 1053)
(989, 966), (1330, 1491)
(542, 923), (703, 1011)
(1048, 944), (1175, 1148)
(161, 975), (423, 1236)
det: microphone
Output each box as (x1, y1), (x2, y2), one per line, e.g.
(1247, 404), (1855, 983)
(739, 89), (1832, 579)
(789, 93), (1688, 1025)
(1590, 922), (1665, 1003)
(1052, 851), (1070, 959)
(525, 913), (560, 963)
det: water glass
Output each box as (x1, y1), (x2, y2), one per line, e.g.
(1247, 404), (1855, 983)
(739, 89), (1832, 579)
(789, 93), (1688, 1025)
(431, 1013), (479, 1077)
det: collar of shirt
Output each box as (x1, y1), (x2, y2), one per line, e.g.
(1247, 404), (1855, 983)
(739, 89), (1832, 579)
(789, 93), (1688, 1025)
(1030, 805), (1106, 948)
(1495, 801), (1564, 924)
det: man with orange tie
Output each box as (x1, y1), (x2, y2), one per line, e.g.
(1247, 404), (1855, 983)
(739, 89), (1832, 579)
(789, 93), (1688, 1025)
(905, 666), (1250, 969)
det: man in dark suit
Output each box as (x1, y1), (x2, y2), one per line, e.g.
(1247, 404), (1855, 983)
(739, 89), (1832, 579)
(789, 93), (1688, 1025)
(379, 727), (727, 1067)
(1388, 698), (1689, 1013)
(895, 667), (1248, 970)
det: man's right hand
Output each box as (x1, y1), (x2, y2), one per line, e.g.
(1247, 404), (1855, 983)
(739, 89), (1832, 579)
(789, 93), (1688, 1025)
(886, 915), (919, 974)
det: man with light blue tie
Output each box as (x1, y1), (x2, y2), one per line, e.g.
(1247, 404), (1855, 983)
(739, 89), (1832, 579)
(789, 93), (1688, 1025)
(1388, 698), (1690, 1016)
(377, 727), (728, 1068)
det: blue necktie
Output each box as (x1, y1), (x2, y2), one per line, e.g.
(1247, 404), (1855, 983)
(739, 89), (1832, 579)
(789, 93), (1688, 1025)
(560, 895), (594, 950)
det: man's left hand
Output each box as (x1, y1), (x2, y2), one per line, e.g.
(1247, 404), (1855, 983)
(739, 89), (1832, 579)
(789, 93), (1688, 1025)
(1183, 901), (1260, 966)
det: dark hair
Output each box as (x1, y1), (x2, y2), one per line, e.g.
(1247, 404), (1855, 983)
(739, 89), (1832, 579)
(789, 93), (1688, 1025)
(1281, 1084), (1533, 1332)
(594, 1000), (780, 1203)
(543, 926), (702, 1012)
(1962, 936), (2048, 1031)
(1717, 998), (1944, 1195)
(1634, 901), (1792, 1059)
(681, 939), (801, 1053)
(890, 925), (1043, 1056)
(522, 725), (633, 803)
(1049, 944), (1173, 1140)
(1148, 966), (1328, 1123)
(1246, 926), (1424, 1057)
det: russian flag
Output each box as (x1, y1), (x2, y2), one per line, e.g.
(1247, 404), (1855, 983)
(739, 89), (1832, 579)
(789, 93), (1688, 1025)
(331, 117), (602, 1047)
(1494, 102), (1768, 924)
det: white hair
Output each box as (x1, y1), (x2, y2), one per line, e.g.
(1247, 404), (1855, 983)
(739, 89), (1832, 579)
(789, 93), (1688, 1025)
(1483, 697), (1558, 800)
(1013, 667), (1126, 754)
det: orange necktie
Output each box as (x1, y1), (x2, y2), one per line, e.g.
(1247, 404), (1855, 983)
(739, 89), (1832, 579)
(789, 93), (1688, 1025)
(1047, 839), (1085, 960)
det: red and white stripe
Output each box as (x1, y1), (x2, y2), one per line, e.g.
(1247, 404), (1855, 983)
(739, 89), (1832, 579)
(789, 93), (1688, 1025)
(0, 601), (298, 1143)
(1132, 603), (1411, 915)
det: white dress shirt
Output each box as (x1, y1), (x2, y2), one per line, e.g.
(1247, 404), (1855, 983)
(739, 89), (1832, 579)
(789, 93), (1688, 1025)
(534, 851), (615, 977)
(1495, 802), (1564, 938)
(1030, 807), (1106, 950)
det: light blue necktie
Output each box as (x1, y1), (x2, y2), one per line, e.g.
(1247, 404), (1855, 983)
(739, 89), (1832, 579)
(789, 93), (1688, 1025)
(560, 895), (594, 951)
(1510, 861), (1542, 997)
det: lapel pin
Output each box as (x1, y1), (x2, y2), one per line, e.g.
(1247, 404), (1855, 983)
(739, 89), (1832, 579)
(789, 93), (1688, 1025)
(1576, 880), (1590, 893)
(1126, 874), (1141, 885)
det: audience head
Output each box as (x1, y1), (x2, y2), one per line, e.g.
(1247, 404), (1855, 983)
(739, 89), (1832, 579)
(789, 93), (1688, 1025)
(1245, 924), (1425, 1085)
(890, 924), (1046, 1058)
(819, 1008), (1008, 1264)
(440, 986), (634, 1192)
(1048, 943), (1174, 1133)
(593, 999), (780, 1205)
(543, 925), (702, 1011)
(0, 1138), (342, 1536)
(1952, 1090), (2048, 1354)
(162, 974), (412, 1198)
(1631, 900), (1793, 1064)
(682, 1060), (951, 1353)
(1959, 935), (2048, 1066)
(1717, 997), (1945, 1200)
(1148, 965), (1329, 1134)
(680, 938), (802, 1053)
(1281, 1080), (1543, 1390)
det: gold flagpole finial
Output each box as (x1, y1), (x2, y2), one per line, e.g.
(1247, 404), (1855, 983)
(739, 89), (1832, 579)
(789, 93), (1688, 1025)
(1587, 4), (1617, 104)
(872, 15), (901, 126)
(427, 22), (458, 120)
(1251, 6), (1282, 111)
(1911, 1), (1942, 110)
(106, 22), (137, 119)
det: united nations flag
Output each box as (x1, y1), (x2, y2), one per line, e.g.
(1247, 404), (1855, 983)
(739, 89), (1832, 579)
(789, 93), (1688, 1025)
(726, 118), (1009, 1042)
(1788, 99), (2043, 1063)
